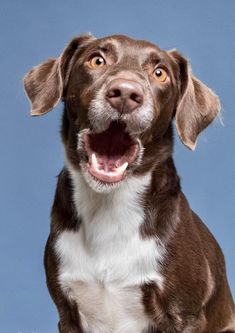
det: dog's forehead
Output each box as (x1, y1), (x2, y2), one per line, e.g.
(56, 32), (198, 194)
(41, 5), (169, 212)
(87, 35), (166, 62)
(101, 35), (160, 49)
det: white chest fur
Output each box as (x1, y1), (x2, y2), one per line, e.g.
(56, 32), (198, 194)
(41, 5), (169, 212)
(55, 168), (165, 333)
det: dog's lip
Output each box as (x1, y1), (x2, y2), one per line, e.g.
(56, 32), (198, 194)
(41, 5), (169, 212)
(82, 121), (140, 184)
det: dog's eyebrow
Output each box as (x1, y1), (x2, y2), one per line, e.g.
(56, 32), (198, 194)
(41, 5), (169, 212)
(143, 51), (169, 67)
(95, 43), (116, 54)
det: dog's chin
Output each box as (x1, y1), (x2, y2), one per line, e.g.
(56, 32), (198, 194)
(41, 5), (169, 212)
(78, 120), (143, 193)
(79, 166), (128, 194)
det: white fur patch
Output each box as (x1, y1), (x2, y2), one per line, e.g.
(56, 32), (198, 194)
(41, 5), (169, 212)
(55, 163), (165, 332)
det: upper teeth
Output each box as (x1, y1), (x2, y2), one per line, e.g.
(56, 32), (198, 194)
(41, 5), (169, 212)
(91, 153), (128, 175)
(91, 153), (99, 170)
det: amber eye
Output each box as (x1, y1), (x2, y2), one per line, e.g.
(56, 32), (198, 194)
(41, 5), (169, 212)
(88, 56), (106, 69)
(153, 67), (167, 82)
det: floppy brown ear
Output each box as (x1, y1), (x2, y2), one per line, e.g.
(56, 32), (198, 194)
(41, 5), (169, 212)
(23, 33), (95, 116)
(169, 50), (220, 150)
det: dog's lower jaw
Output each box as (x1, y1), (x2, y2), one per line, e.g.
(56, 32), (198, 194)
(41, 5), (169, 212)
(80, 163), (126, 193)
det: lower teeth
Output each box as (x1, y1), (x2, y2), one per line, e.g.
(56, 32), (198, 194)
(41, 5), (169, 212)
(91, 153), (128, 175)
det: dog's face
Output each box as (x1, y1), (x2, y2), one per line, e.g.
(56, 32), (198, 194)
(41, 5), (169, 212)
(24, 34), (220, 192)
(63, 35), (180, 192)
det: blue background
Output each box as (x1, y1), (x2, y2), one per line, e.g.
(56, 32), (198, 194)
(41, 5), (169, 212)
(0, 0), (234, 332)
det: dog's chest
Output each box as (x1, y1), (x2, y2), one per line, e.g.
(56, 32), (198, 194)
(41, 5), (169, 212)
(55, 172), (164, 333)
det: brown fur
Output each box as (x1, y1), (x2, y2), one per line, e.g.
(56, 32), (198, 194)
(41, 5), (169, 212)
(24, 34), (234, 333)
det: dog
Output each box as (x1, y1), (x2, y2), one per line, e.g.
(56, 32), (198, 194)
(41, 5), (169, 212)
(24, 34), (235, 333)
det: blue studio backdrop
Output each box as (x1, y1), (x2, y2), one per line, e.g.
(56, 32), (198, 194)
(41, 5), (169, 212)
(0, 1), (234, 332)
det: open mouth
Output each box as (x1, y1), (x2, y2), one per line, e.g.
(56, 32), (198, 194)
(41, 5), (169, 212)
(83, 121), (140, 183)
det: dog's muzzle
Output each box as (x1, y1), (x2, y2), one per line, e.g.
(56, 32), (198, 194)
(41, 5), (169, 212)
(78, 75), (153, 189)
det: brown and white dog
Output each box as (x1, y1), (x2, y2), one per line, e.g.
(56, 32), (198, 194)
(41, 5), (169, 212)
(24, 34), (235, 333)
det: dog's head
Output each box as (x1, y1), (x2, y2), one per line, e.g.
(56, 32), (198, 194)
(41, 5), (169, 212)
(24, 34), (220, 192)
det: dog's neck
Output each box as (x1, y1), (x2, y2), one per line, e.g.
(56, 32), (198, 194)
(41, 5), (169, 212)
(66, 160), (151, 236)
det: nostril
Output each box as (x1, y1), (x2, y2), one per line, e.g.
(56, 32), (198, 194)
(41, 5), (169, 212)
(130, 93), (143, 104)
(107, 89), (121, 98)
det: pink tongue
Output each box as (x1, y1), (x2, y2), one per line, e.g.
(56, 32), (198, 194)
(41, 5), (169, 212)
(97, 155), (124, 172)
(88, 153), (128, 183)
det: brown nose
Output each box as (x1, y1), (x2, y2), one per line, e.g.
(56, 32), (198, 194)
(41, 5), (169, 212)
(106, 79), (144, 114)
